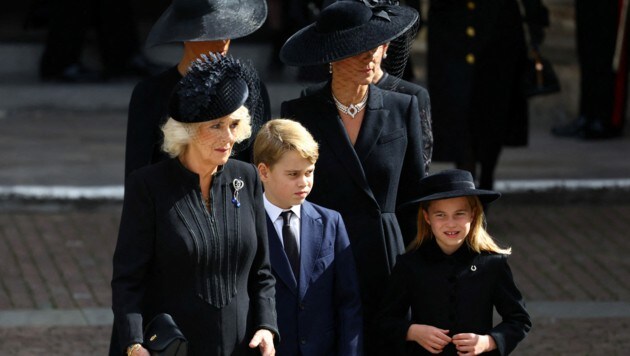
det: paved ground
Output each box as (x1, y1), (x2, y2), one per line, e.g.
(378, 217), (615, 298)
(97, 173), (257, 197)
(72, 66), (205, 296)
(1, 0), (630, 354)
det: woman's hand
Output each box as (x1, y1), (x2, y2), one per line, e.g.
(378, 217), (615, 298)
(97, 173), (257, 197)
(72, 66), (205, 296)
(248, 329), (275, 356)
(452, 333), (496, 355)
(406, 324), (451, 354)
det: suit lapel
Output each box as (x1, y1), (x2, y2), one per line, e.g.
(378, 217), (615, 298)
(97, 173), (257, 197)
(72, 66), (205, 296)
(354, 85), (386, 163)
(298, 202), (324, 300)
(265, 214), (298, 295)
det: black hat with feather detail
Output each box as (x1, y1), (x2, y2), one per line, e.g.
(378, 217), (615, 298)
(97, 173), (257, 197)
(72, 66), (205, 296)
(168, 53), (264, 153)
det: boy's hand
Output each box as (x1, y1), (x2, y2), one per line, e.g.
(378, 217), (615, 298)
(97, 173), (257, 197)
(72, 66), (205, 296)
(452, 333), (496, 355)
(406, 324), (451, 354)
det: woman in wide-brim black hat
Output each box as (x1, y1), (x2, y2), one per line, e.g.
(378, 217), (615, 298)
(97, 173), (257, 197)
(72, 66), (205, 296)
(111, 54), (278, 356)
(279, 1), (427, 354)
(125, 0), (270, 178)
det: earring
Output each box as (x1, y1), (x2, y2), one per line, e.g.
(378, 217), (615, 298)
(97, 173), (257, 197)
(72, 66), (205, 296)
(329, 63), (333, 74)
(383, 53), (388, 59)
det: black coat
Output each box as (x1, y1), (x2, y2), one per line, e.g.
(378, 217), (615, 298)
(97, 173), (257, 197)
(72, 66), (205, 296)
(301, 75), (432, 246)
(124, 66), (271, 178)
(111, 158), (278, 355)
(281, 83), (425, 326)
(424, 0), (547, 162)
(378, 239), (531, 355)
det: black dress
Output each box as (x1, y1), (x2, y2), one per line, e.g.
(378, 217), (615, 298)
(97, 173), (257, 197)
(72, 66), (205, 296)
(281, 83), (425, 353)
(111, 158), (278, 355)
(378, 239), (531, 355)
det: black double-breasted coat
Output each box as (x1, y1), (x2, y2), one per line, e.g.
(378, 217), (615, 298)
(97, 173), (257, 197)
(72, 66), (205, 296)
(424, 0), (547, 162)
(280, 83), (425, 326)
(378, 239), (531, 355)
(111, 158), (278, 355)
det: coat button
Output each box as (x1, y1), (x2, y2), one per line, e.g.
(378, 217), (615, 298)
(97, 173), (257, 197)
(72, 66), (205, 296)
(467, 1), (476, 10)
(300, 338), (307, 345)
(299, 303), (305, 310)
(466, 26), (476, 37)
(466, 53), (475, 64)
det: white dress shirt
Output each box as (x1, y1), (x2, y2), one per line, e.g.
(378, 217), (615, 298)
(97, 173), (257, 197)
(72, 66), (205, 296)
(263, 193), (301, 253)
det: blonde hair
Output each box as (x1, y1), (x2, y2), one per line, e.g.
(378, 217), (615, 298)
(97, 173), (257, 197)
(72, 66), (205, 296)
(252, 119), (319, 167)
(407, 195), (511, 255)
(161, 106), (252, 158)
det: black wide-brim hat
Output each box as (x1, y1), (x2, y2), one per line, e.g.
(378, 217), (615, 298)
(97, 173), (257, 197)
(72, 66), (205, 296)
(145, 0), (267, 48)
(280, 0), (419, 66)
(410, 169), (501, 206)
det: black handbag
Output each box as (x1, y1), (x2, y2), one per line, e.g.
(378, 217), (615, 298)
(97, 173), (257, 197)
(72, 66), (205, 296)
(143, 313), (188, 356)
(522, 48), (561, 98)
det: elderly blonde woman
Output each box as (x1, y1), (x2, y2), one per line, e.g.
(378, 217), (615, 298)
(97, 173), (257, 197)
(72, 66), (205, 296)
(111, 54), (278, 356)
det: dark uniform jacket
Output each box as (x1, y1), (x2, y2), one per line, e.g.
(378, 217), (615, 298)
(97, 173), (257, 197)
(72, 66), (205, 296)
(124, 66), (271, 178)
(378, 239), (531, 355)
(281, 83), (425, 327)
(111, 158), (278, 355)
(424, 0), (547, 162)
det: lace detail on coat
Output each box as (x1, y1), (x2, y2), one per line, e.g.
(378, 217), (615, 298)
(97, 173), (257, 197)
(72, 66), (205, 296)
(174, 184), (240, 308)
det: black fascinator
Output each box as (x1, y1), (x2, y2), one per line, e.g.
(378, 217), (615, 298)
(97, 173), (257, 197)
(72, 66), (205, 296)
(168, 53), (263, 152)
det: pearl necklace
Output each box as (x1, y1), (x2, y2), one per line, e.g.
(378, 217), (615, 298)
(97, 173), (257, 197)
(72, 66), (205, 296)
(332, 91), (368, 119)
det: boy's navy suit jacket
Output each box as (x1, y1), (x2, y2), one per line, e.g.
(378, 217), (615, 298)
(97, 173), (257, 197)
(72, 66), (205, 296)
(266, 200), (363, 356)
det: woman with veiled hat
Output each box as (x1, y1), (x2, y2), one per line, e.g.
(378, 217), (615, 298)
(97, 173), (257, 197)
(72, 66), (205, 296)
(279, 1), (426, 353)
(124, 0), (270, 178)
(110, 54), (278, 356)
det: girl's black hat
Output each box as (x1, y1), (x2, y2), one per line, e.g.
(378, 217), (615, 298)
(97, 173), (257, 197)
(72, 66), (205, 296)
(279, 0), (418, 66)
(145, 0), (267, 48)
(414, 169), (501, 205)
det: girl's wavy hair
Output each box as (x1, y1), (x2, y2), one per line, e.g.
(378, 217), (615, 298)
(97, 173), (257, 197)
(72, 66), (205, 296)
(408, 195), (512, 255)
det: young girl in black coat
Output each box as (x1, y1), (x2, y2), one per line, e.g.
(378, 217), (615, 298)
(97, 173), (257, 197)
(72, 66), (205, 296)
(378, 169), (531, 355)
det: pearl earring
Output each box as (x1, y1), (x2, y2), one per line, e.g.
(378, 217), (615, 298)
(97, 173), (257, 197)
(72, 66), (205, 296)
(329, 63), (333, 74)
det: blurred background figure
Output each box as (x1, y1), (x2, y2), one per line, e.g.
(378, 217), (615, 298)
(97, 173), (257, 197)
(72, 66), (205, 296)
(36, 0), (167, 82)
(552, 0), (629, 140)
(418, 0), (550, 190)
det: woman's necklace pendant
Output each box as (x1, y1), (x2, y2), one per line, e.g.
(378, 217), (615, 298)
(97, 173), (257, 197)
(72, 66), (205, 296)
(346, 104), (359, 118)
(332, 91), (368, 119)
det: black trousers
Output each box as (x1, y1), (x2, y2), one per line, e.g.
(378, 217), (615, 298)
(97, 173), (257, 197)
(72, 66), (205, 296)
(576, 0), (629, 131)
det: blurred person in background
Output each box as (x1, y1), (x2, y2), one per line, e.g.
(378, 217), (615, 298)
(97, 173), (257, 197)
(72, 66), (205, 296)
(552, 0), (628, 139)
(419, 0), (550, 190)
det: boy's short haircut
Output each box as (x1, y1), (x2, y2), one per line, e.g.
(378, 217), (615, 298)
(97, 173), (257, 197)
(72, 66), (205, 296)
(253, 118), (319, 167)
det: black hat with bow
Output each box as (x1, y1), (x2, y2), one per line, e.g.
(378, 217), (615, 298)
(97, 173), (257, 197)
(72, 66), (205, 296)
(279, 0), (418, 66)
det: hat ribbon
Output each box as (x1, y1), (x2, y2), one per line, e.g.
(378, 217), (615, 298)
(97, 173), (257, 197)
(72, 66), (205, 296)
(360, 0), (394, 22)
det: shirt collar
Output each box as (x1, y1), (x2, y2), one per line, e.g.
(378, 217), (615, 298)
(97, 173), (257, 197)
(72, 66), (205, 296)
(263, 193), (301, 221)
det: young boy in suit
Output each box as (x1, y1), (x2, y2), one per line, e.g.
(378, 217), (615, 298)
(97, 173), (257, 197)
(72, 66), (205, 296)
(253, 119), (363, 356)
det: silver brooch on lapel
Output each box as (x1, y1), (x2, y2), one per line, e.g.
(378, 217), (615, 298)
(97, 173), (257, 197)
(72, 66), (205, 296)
(470, 265), (477, 272)
(232, 178), (244, 207)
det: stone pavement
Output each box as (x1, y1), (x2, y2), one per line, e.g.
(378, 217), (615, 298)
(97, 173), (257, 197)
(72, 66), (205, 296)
(1, 0), (630, 354)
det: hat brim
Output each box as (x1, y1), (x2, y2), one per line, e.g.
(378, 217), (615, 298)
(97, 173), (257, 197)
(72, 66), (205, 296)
(280, 5), (418, 66)
(399, 189), (501, 210)
(145, 0), (267, 48)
